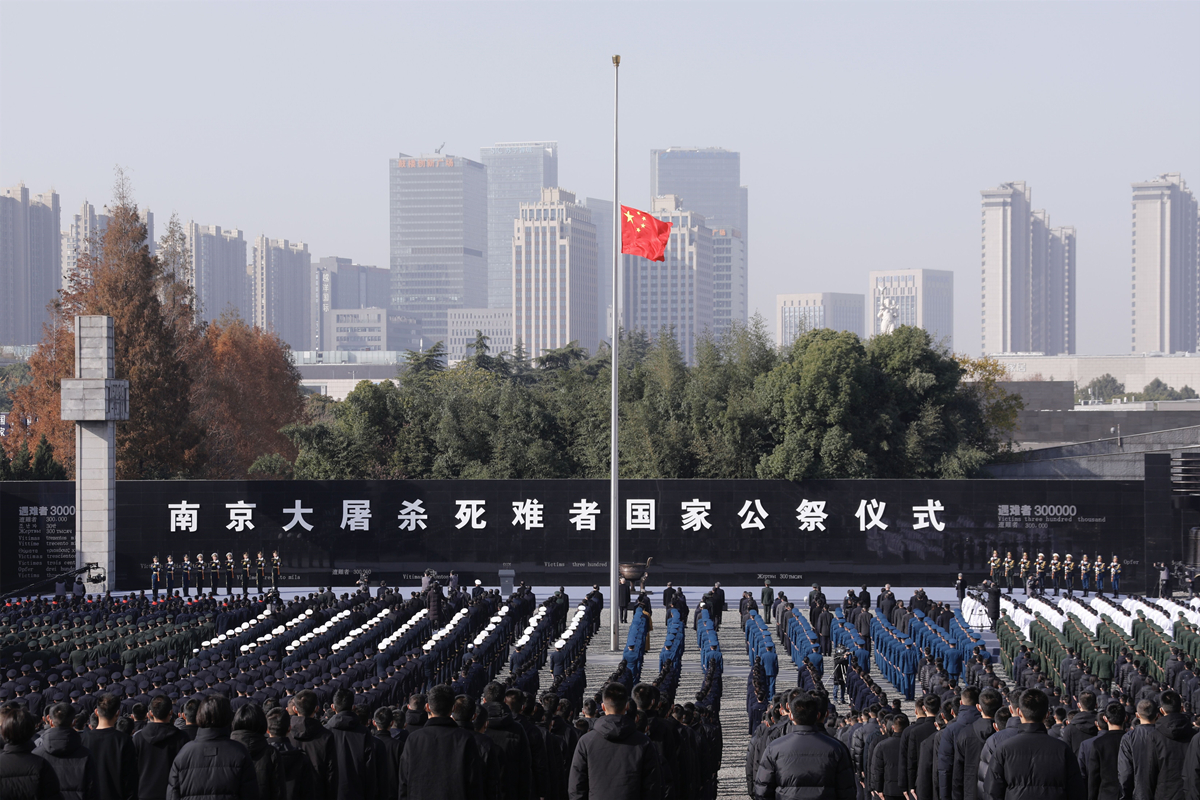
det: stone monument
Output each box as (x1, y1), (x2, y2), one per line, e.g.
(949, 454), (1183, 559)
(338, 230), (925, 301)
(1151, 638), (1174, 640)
(60, 316), (129, 590)
(877, 296), (899, 335)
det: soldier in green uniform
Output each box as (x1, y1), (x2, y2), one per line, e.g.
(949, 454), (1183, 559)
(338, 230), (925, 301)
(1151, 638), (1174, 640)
(1003, 552), (1015, 594)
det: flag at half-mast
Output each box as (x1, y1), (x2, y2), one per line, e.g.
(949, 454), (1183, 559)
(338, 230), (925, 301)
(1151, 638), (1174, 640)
(620, 205), (672, 262)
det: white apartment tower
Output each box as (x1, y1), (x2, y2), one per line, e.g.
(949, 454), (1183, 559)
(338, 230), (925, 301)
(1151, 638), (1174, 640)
(1131, 173), (1199, 354)
(980, 181), (1075, 355)
(187, 223), (249, 323)
(868, 269), (954, 348)
(252, 236), (311, 351)
(61, 202), (153, 285)
(622, 195), (714, 365)
(776, 293), (865, 349)
(512, 188), (599, 359)
(0, 184), (60, 345)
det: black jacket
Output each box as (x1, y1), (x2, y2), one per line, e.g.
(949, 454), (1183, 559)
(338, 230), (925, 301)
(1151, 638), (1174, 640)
(871, 735), (906, 797)
(482, 704), (532, 800)
(901, 718), (936, 792)
(917, 731), (940, 800)
(229, 731), (279, 800)
(1152, 713), (1196, 800)
(985, 723), (1085, 800)
(166, 727), (260, 800)
(266, 739), (314, 800)
(397, 717), (484, 800)
(323, 714), (374, 800)
(1085, 730), (1123, 800)
(288, 717), (336, 800)
(0, 742), (63, 800)
(34, 728), (95, 800)
(82, 727), (138, 800)
(132, 721), (189, 800)
(754, 724), (855, 800)
(371, 731), (404, 800)
(952, 717), (995, 800)
(1060, 712), (1098, 756)
(568, 714), (662, 800)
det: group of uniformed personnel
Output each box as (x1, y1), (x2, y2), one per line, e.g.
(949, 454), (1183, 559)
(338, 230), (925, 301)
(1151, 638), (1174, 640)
(989, 549), (1122, 597)
(149, 551), (281, 599)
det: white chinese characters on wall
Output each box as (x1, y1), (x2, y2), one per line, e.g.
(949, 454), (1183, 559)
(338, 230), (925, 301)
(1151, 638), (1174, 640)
(163, 495), (952, 534)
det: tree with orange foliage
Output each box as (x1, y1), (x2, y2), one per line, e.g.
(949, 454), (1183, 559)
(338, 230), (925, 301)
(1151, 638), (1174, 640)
(191, 313), (305, 478)
(5, 174), (305, 478)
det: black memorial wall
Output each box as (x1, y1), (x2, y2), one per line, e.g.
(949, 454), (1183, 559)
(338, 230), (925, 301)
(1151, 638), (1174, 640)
(0, 477), (1167, 592)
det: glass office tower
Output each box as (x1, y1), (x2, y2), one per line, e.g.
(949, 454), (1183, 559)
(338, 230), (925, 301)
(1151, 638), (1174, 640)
(390, 152), (488, 342)
(480, 142), (557, 310)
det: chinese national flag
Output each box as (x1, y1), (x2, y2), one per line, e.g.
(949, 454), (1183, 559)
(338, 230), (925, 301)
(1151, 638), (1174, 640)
(621, 205), (672, 262)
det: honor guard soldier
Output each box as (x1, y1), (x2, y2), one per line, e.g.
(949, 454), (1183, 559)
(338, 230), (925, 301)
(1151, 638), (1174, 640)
(181, 554), (192, 597)
(241, 552), (251, 595)
(1110, 556), (1121, 596)
(1019, 552), (1031, 591)
(1034, 552), (1047, 595)
(1063, 554), (1075, 595)
(256, 551), (265, 594)
(1050, 553), (1062, 596)
(211, 552), (222, 594)
(989, 550), (1001, 581)
(1003, 552), (1015, 594)
(271, 550), (281, 590)
(150, 556), (162, 600)
(197, 552), (208, 595)
(224, 553), (235, 595)
(165, 555), (175, 595)
(1080, 554), (1091, 597)
(1094, 553), (1105, 596)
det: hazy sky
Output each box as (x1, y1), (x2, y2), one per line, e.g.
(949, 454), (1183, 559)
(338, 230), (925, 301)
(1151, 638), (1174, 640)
(3, 1), (1197, 355)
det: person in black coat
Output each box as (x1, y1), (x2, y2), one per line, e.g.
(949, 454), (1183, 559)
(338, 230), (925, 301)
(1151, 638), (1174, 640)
(81, 694), (137, 800)
(956, 574), (968, 602)
(710, 583), (726, 630)
(755, 692), (854, 800)
(986, 582), (1002, 632)
(872, 715), (910, 800)
(567, 682), (662, 800)
(230, 705), (279, 800)
(166, 695), (259, 800)
(33, 703), (95, 800)
(133, 695), (189, 800)
(662, 583), (676, 611)
(984, 689), (1084, 800)
(1085, 703), (1124, 800)
(952, 688), (1001, 800)
(478, 682), (532, 800)
(369, 709), (405, 800)
(323, 689), (375, 800)
(399, 684), (484, 800)
(1059, 692), (1098, 756)
(1149, 691), (1195, 800)
(266, 709), (314, 800)
(618, 578), (631, 624)
(288, 691), (336, 800)
(0, 706), (62, 800)
(901, 695), (940, 795)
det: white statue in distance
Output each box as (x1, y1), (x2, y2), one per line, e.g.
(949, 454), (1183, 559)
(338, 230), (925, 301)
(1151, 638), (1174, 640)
(877, 296), (899, 335)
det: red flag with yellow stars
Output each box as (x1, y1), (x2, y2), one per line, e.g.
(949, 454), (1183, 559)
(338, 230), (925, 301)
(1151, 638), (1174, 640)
(620, 205), (672, 262)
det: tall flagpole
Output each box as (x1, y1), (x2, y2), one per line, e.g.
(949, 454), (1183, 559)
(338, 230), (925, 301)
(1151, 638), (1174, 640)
(609, 54), (621, 652)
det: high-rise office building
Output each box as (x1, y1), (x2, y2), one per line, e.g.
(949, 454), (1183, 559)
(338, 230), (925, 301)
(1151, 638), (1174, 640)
(390, 152), (487, 343)
(776, 293), (865, 349)
(252, 236), (310, 351)
(446, 308), (513, 365)
(980, 181), (1075, 355)
(867, 269), (954, 348)
(61, 202), (153, 284)
(187, 223), (249, 323)
(585, 198), (614, 344)
(310, 257), (390, 350)
(480, 142), (557, 310)
(622, 195), (713, 365)
(512, 189), (599, 360)
(651, 147), (747, 337)
(1131, 173), (1199, 354)
(0, 184), (60, 345)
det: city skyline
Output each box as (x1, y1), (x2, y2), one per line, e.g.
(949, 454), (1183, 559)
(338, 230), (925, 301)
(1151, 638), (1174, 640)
(2, 2), (1197, 355)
